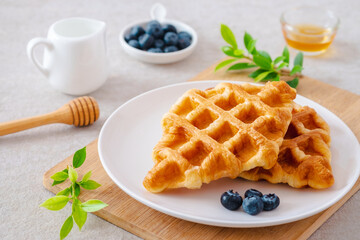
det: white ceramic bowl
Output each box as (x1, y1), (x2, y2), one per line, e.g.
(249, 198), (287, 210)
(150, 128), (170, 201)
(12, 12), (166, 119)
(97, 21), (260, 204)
(119, 19), (198, 64)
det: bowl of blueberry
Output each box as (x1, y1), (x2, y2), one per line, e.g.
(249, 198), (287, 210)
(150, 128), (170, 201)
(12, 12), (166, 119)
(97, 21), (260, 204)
(119, 3), (197, 64)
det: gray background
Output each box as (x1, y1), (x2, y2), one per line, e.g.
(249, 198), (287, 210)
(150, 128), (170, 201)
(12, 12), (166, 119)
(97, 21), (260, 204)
(1, 0), (359, 239)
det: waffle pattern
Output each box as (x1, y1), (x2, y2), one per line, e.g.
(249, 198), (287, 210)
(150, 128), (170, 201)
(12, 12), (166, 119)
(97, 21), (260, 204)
(239, 104), (334, 189)
(143, 81), (296, 192)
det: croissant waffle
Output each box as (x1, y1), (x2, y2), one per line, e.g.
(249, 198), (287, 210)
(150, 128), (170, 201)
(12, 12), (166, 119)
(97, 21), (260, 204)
(239, 104), (334, 189)
(143, 81), (296, 192)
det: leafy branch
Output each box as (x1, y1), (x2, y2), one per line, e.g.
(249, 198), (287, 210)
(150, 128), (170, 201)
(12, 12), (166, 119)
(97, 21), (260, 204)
(216, 24), (304, 88)
(40, 147), (108, 240)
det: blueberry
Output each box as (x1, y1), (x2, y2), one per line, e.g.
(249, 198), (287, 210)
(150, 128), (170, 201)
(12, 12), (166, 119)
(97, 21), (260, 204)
(148, 48), (163, 53)
(146, 23), (164, 39)
(162, 24), (177, 34)
(154, 39), (165, 49)
(261, 194), (280, 211)
(244, 189), (263, 198)
(147, 20), (161, 28)
(164, 46), (178, 53)
(130, 25), (145, 39)
(242, 196), (264, 215)
(138, 34), (154, 50)
(164, 32), (178, 46)
(124, 33), (136, 42)
(178, 31), (192, 40)
(178, 38), (191, 50)
(128, 39), (140, 49)
(220, 190), (243, 211)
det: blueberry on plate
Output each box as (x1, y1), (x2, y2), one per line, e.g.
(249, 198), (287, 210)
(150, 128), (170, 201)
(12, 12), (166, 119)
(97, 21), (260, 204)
(138, 34), (154, 50)
(147, 48), (163, 53)
(164, 46), (178, 53)
(124, 33), (136, 42)
(146, 22), (164, 39)
(164, 32), (178, 46)
(220, 190), (243, 211)
(261, 194), (280, 211)
(162, 24), (177, 34)
(178, 38), (191, 50)
(154, 39), (165, 49)
(244, 189), (263, 198)
(178, 31), (192, 40)
(128, 39), (140, 49)
(242, 196), (264, 215)
(130, 25), (145, 39)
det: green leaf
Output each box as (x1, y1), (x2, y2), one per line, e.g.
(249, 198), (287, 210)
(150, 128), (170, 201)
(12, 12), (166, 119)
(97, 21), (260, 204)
(60, 216), (73, 240)
(273, 74), (280, 81)
(57, 187), (71, 197)
(262, 72), (279, 81)
(276, 62), (288, 71)
(254, 71), (272, 82)
(257, 50), (272, 62)
(52, 179), (66, 186)
(244, 32), (257, 54)
(220, 24), (237, 49)
(233, 49), (244, 57)
(68, 166), (78, 183)
(247, 39), (257, 54)
(82, 171), (92, 183)
(227, 63), (257, 71)
(274, 56), (286, 65)
(74, 183), (81, 197)
(73, 147), (86, 168)
(290, 65), (303, 76)
(248, 69), (268, 79)
(287, 78), (299, 88)
(40, 196), (69, 211)
(253, 54), (272, 70)
(80, 180), (101, 190)
(72, 199), (87, 231)
(53, 169), (69, 185)
(214, 59), (237, 72)
(282, 46), (290, 64)
(51, 172), (69, 182)
(222, 46), (234, 57)
(221, 47), (244, 58)
(244, 32), (253, 49)
(294, 52), (304, 67)
(81, 199), (108, 212)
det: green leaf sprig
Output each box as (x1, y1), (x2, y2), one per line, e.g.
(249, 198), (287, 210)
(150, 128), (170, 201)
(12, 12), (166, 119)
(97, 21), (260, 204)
(40, 147), (108, 240)
(216, 24), (304, 88)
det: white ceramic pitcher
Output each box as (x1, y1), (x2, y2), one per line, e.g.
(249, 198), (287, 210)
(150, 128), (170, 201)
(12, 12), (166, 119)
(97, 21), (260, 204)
(27, 17), (108, 95)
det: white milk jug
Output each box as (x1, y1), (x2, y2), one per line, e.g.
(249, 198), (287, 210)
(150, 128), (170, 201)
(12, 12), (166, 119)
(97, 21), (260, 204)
(27, 17), (108, 95)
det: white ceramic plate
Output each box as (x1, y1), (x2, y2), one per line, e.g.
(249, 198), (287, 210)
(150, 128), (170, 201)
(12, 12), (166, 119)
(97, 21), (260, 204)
(98, 81), (360, 228)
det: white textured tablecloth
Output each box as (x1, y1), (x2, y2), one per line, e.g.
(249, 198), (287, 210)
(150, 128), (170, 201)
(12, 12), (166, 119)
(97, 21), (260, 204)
(1, 0), (359, 239)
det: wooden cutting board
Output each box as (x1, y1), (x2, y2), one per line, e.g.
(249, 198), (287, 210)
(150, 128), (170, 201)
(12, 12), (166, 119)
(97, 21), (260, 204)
(44, 61), (360, 240)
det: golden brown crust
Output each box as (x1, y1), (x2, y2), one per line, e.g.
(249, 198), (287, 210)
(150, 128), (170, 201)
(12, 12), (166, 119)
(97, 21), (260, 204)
(239, 104), (334, 189)
(143, 81), (296, 192)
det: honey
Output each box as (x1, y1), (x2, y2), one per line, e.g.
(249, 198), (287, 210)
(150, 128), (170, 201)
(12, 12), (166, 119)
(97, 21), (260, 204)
(282, 24), (336, 53)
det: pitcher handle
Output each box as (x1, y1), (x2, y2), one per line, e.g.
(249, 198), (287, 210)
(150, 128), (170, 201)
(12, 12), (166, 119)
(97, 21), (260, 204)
(27, 38), (53, 76)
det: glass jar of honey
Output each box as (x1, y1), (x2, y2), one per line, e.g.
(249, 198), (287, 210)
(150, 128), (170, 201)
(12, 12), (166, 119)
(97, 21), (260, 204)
(281, 6), (339, 55)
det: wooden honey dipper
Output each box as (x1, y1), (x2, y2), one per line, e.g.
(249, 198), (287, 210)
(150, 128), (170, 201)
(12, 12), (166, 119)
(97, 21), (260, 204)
(0, 96), (99, 136)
